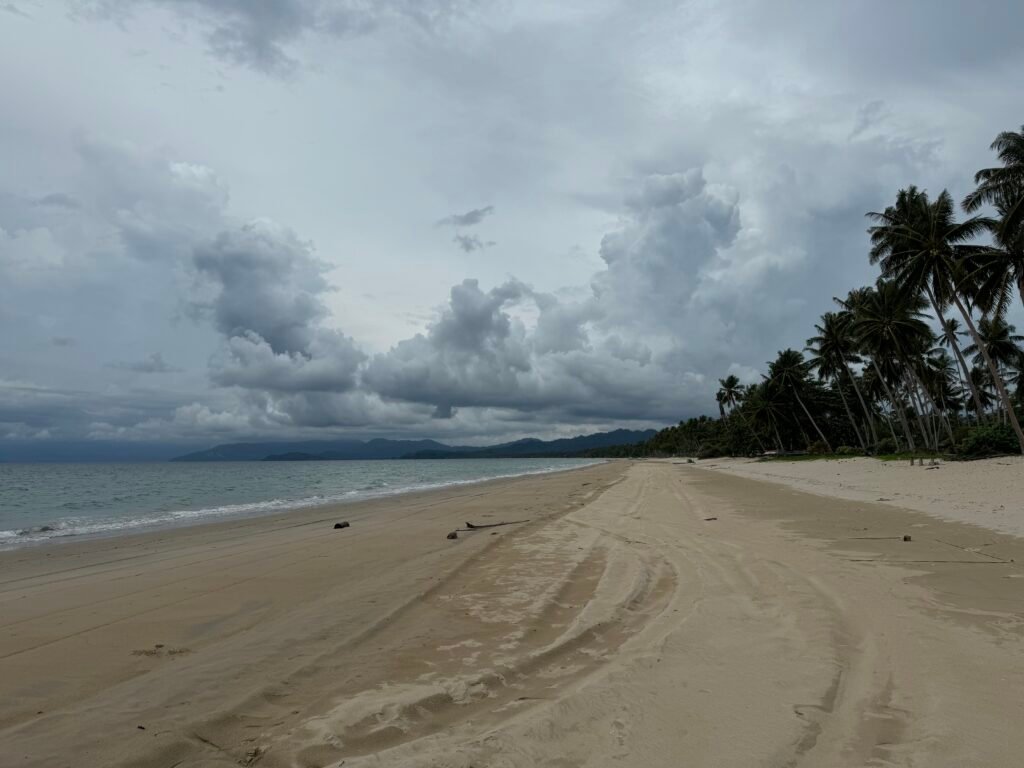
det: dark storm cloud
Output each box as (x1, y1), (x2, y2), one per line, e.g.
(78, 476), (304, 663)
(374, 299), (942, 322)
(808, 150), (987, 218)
(192, 221), (329, 353)
(191, 220), (366, 392)
(108, 352), (182, 373)
(436, 205), (494, 228)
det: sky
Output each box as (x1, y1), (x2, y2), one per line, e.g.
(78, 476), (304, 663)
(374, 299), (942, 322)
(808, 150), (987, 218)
(2, 0), (1024, 458)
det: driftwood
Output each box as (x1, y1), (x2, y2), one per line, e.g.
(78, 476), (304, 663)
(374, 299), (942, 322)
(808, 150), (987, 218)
(447, 518), (530, 541)
(464, 519), (529, 530)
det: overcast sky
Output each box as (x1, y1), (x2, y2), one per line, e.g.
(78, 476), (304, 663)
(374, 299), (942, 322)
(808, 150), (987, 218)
(2, 1), (1023, 456)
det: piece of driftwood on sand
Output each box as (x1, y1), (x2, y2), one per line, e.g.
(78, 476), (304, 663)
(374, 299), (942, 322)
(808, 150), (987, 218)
(447, 519), (531, 540)
(464, 519), (529, 530)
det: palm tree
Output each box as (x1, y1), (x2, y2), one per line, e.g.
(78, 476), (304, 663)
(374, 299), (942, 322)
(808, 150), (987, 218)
(867, 187), (1024, 453)
(717, 375), (766, 452)
(969, 366), (999, 418)
(925, 350), (963, 420)
(717, 375), (743, 411)
(936, 317), (973, 419)
(744, 381), (786, 451)
(806, 312), (867, 449)
(866, 186), (989, 424)
(767, 349), (833, 452)
(836, 288), (907, 449)
(963, 125), (1024, 240)
(849, 281), (942, 450)
(964, 316), (1024, 410)
(968, 195), (1024, 318)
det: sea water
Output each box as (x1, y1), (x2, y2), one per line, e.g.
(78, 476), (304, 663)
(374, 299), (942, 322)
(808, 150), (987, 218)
(0, 458), (601, 548)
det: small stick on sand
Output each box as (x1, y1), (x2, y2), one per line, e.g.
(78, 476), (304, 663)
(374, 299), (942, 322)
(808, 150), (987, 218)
(464, 519), (530, 530)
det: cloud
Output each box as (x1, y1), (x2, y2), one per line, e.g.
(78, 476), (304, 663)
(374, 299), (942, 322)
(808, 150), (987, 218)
(211, 330), (364, 392)
(5, 0), (1024, 452)
(2, 3), (30, 18)
(436, 205), (494, 228)
(452, 233), (495, 253)
(77, 0), (483, 75)
(850, 100), (888, 139)
(191, 220), (329, 353)
(108, 352), (182, 373)
(33, 193), (81, 210)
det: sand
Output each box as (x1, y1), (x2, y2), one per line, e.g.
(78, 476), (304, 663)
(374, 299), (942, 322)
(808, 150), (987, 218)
(701, 454), (1024, 538)
(2, 459), (1022, 766)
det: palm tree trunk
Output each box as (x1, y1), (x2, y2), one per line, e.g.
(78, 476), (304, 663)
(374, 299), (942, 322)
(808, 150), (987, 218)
(906, 361), (955, 449)
(884, 412), (902, 452)
(793, 390), (833, 452)
(845, 363), (879, 448)
(902, 369), (933, 450)
(925, 380), (956, 449)
(951, 292), (1024, 454)
(835, 380), (866, 449)
(873, 360), (916, 451)
(734, 409), (767, 453)
(926, 286), (985, 425)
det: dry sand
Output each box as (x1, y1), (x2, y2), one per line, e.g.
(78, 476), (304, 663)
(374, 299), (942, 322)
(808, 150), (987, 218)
(1, 459), (1022, 766)
(701, 454), (1024, 538)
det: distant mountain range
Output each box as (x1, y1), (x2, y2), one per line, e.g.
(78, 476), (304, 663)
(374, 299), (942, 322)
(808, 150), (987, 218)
(170, 430), (657, 462)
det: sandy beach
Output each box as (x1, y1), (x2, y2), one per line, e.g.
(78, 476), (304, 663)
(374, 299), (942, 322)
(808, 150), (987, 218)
(2, 459), (1023, 767)
(701, 455), (1024, 538)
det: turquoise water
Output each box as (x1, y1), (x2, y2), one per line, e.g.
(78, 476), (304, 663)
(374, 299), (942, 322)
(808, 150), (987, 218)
(0, 458), (601, 548)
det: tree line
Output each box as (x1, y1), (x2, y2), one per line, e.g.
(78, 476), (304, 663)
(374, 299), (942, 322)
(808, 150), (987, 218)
(595, 125), (1024, 460)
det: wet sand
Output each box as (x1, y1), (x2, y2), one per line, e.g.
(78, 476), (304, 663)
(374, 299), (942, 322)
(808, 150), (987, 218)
(2, 460), (1022, 766)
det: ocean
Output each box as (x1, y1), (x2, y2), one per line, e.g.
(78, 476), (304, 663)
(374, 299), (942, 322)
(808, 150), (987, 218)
(0, 458), (601, 548)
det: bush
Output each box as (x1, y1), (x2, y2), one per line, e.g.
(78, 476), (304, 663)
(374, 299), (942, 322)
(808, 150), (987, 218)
(696, 442), (727, 460)
(807, 440), (830, 455)
(875, 437), (897, 454)
(835, 445), (861, 456)
(958, 424), (1019, 458)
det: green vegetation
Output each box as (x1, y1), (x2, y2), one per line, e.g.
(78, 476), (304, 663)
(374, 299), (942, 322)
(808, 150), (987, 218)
(591, 125), (1024, 461)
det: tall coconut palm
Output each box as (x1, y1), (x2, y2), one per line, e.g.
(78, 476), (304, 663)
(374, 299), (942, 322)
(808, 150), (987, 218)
(964, 316), (1024, 381)
(969, 366), (998, 418)
(717, 375), (743, 411)
(718, 374), (766, 452)
(861, 363), (904, 451)
(936, 317), (973, 419)
(806, 312), (867, 449)
(744, 381), (786, 451)
(925, 350), (963, 419)
(867, 187), (1024, 453)
(968, 195), (1024, 318)
(963, 125), (1024, 240)
(767, 348), (833, 452)
(848, 281), (940, 450)
(866, 186), (989, 425)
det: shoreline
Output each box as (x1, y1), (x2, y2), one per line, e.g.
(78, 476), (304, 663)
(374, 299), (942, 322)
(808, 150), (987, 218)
(0, 458), (606, 552)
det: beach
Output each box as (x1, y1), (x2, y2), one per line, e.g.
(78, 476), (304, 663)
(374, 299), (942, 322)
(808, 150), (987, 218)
(2, 459), (1023, 767)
